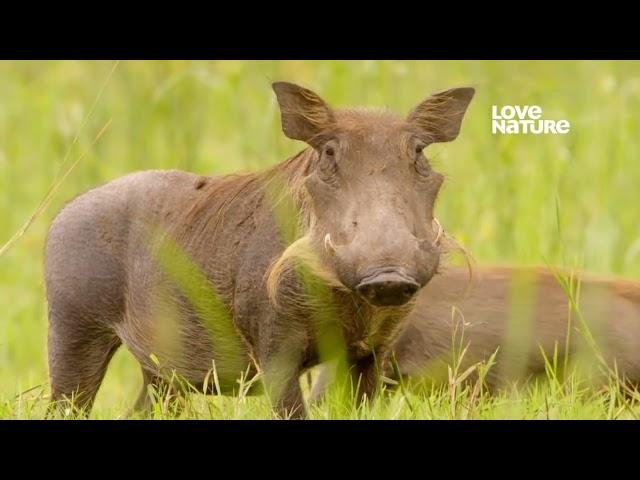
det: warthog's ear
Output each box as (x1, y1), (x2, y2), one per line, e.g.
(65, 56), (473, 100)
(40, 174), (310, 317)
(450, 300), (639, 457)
(272, 82), (334, 145)
(407, 87), (475, 143)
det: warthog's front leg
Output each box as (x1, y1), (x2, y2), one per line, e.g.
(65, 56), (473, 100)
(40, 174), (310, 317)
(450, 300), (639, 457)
(260, 334), (308, 419)
(273, 371), (306, 419)
(351, 353), (382, 405)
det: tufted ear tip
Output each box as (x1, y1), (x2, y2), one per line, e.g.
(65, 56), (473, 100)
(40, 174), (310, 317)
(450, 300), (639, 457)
(456, 87), (475, 99)
(272, 81), (297, 95)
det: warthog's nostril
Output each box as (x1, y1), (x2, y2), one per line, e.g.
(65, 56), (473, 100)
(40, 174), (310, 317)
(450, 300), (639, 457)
(356, 271), (420, 307)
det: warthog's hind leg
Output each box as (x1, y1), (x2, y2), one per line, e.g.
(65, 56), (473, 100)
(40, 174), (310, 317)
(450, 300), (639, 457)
(130, 367), (186, 418)
(47, 315), (121, 418)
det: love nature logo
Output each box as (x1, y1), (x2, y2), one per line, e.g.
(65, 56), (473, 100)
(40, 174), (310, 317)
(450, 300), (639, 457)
(492, 105), (571, 135)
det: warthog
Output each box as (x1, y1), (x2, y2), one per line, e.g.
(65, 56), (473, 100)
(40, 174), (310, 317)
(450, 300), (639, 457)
(45, 81), (475, 418)
(310, 265), (640, 401)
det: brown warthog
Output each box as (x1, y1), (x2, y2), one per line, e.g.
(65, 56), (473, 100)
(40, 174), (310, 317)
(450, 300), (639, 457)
(310, 265), (640, 401)
(45, 81), (475, 418)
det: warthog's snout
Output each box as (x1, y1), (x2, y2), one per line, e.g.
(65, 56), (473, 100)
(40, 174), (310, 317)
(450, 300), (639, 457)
(356, 269), (420, 307)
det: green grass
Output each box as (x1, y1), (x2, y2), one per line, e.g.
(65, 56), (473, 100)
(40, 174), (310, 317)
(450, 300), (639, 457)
(1, 60), (640, 419)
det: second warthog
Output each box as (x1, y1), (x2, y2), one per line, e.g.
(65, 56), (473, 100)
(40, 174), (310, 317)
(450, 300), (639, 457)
(310, 265), (640, 402)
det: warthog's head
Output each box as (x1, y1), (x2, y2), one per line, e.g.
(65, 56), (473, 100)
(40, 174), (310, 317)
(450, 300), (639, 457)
(272, 82), (474, 307)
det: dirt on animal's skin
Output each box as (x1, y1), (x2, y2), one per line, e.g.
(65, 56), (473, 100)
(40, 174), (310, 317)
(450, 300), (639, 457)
(44, 81), (475, 418)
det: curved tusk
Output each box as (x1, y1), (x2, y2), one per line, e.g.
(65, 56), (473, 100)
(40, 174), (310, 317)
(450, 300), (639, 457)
(432, 217), (444, 246)
(324, 233), (336, 256)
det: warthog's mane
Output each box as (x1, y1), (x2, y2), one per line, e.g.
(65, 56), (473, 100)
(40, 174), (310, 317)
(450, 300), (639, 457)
(181, 148), (315, 232)
(174, 147), (328, 307)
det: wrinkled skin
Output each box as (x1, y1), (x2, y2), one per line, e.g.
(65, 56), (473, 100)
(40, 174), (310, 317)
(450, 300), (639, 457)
(45, 82), (475, 418)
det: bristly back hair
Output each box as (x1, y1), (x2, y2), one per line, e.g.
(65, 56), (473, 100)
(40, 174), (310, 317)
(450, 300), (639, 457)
(182, 148), (317, 238)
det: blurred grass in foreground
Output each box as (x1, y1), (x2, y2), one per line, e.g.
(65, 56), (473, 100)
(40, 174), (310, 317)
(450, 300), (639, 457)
(1, 60), (640, 418)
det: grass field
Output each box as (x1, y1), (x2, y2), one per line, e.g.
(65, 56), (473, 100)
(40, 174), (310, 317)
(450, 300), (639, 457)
(1, 60), (640, 419)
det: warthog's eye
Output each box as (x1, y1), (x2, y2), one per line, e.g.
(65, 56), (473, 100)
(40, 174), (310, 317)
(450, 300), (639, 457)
(414, 144), (430, 178)
(318, 142), (339, 185)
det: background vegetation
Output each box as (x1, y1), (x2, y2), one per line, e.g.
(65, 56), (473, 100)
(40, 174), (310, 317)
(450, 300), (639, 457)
(1, 60), (639, 418)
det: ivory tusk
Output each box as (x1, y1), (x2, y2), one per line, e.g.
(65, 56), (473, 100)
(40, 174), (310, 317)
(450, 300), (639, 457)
(324, 233), (336, 255)
(432, 218), (444, 246)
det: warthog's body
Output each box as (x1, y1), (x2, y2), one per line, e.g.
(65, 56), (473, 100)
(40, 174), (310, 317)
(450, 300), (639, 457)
(46, 170), (263, 403)
(311, 265), (640, 400)
(45, 82), (476, 417)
